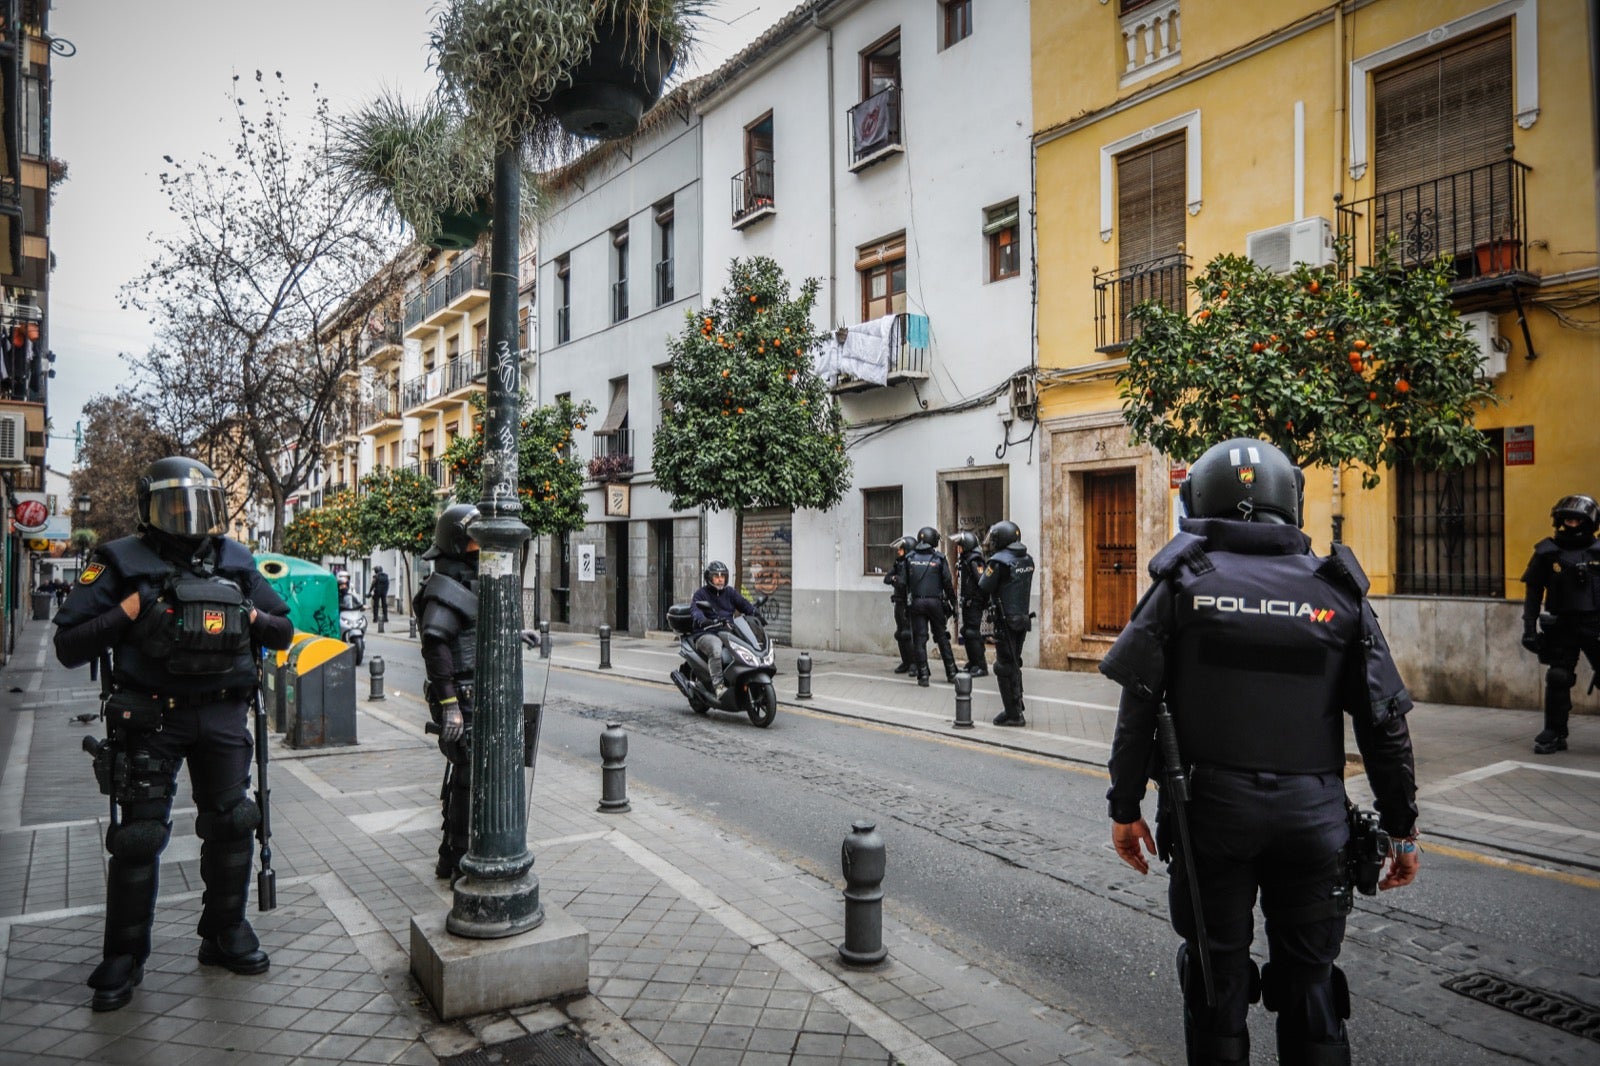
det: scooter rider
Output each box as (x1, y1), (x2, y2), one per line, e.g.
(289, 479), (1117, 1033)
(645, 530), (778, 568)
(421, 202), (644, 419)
(950, 531), (989, 677)
(691, 561), (761, 694)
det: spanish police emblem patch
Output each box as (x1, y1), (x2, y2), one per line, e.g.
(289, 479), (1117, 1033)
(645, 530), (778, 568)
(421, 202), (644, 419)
(80, 563), (105, 584)
(1237, 467), (1256, 485)
(203, 610), (225, 635)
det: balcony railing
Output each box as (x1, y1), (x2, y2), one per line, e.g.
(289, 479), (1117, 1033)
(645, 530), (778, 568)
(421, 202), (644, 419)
(654, 257), (674, 306)
(423, 458), (448, 487)
(443, 345), (487, 393)
(847, 86), (903, 171)
(830, 312), (931, 393)
(401, 375), (428, 411)
(731, 159), (775, 226)
(589, 427), (635, 480)
(1120, 1), (1181, 86)
(404, 253), (489, 328)
(362, 319), (402, 356)
(1093, 251), (1190, 351)
(612, 279), (629, 323)
(555, 306), (571, 344)
(1335, 156), (1533, 290)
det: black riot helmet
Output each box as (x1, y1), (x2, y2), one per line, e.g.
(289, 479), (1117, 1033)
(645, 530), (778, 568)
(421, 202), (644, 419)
(950, 531), (979, 554)
(703, 560), (729, 588)
(1180, 438), (1304, 526)
(422, 503), (481, 560)
(916, 526), (940, 549)
(891, 536), (913, 558)
(1551, 494), (1599, 535)
(985, 520), (1020, 552)
(136, 456), (228, 548)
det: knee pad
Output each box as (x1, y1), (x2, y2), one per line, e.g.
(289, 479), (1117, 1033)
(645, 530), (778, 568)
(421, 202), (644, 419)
(1548, 665), (1576, 689)
(196, 795), (261, 842)
(1261, 961), (1338, 1015)
(108, 819), (171, 861)
(1329, 964), (1350, 1020)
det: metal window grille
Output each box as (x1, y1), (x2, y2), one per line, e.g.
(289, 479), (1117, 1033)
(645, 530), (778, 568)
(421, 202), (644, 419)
(863, 487), (903, 575)
(1394, 429), (1504, 597)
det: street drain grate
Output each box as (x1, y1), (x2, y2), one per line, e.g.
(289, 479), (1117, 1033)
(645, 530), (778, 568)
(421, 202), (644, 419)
(1443, 971), (1600, 1042)
(437, 1027), (608, 1066)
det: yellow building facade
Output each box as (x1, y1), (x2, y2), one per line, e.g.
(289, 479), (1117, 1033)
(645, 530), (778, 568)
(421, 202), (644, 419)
(1032, 0), (1597, 709)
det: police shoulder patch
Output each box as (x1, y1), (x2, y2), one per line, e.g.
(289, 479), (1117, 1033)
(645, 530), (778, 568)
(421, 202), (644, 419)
(79, 563), (106, 585)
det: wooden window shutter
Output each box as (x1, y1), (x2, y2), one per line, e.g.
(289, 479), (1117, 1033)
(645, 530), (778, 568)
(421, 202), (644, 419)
(1374, 25), (1512, 193)
(1117, 134), (1186, 270)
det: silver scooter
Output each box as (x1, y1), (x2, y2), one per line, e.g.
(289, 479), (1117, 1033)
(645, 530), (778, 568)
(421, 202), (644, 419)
(667, 597), (777, 727)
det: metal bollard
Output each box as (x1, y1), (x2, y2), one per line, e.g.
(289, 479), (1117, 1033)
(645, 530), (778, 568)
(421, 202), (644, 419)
(598, 722), (631, 813)
(952, 670), (973, 729)
(368, 656), (386, 701)
(408, 612), (418, 639)
(796, 652), (813, 699)
(538, 620), (551, 660)
(598, 624), (612, 669)
(838, 820), (888, 965)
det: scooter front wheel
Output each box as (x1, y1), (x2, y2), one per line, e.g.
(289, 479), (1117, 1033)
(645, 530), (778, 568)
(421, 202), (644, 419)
(352, 637), (364, 667)
(746, 681), (777, 728)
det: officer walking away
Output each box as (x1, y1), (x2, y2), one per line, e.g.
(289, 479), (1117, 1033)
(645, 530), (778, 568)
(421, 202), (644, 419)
(370, 564), (390, 624)
(413, 504), (482, 880)
(978, 521), (1033, 723)
(1520, 494), (1600, 754)
(950, 531), (989, 677)
(883, 535), (915, 674)
(1100, 438), (1419, 1066)
(53, 456), (294, 1012)
(905, 527), (959, 687)
(691, 560), (760, 694)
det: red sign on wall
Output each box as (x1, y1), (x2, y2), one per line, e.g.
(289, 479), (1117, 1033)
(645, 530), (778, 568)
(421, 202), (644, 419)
(13, 499), (48, 532)
(1505, 425), (1535, 466)
(1169, 466), (1188, 488)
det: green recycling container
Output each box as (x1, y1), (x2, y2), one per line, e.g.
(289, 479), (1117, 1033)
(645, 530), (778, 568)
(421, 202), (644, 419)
(254, 554), (341, 638)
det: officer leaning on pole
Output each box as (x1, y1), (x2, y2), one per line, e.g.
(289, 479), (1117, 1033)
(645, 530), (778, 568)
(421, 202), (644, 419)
(1518, 494), (1600, 755)
(412, 503), (482, 880)
(53, 456), (294, 1013)
(977, 521), (1033, 724)
(904, 526), (960, 687)
(949, 531), (989, 677)
(1099, 438), (1419, 1066)
(883, 534), (915, 674)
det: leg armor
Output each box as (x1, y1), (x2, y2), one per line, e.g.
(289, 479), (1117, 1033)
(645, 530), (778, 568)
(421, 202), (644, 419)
(1178, 943), (1254, 1065)
(908, 605), (932, 677)
(194, 785), (261, 938)
(102, 746), (180, 963)
(893, 601), (913, 667)
(959, 604), (987, 672)
(439, 731), (472, 871)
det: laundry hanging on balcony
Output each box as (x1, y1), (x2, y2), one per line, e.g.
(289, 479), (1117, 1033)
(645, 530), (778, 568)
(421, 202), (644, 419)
(810, 313), (899, 387)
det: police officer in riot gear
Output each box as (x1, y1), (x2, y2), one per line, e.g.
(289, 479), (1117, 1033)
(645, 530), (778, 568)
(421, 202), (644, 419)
(905, 526), (959, 687)
(978, 521), (1033, 723)
(1100, 439), (1419, 1066)
(413, 503), (482, 879)
(1520, 494), (1600, 754)
(53, 456), (294, 1012)
(691, 560), (761, 691)
(884, 535), (915, 673)
(949, 531), (989, 677)
(369, 565), (390, 623)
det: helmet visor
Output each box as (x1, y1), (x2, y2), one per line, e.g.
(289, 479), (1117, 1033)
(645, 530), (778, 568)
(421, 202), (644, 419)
(145, 474), (227, 537)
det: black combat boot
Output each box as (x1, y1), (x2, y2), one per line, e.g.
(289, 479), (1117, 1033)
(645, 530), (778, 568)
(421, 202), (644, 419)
(893, 662), (911, 674)
(88, 954), (143, 1012)
(197, 921), (270, 975)
(917, 670), (930, 688)
(1533, 729), (1568, 754)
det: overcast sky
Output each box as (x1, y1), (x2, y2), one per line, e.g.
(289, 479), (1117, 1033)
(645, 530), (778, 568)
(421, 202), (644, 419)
(45, 0), (768, 473)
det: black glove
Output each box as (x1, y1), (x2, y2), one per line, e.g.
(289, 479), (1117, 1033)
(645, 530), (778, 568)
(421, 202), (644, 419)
(943, 602), (956, 620)
(520, 629), (541, 650)
(437, 697), (464, 754)
(1521, 630), (1542, 654)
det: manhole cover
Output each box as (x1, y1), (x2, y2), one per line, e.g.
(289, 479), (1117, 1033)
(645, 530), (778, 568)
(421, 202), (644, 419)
(1443, 971), (1600, 1042)
(438, 1026), (608, 1066)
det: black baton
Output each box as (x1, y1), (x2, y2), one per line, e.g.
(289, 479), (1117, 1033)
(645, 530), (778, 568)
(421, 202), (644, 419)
(1156, 703), (1214, 1008)
(252, 682), (277, 911)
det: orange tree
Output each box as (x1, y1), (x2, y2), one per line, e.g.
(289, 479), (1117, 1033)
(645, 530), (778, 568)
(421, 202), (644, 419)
(280, 488), (364, 560)
(443, 392), (595, 535)
(1118, 241), (1497, 488)
(653, 256), (850, 512)
(357, 466), (438, 608)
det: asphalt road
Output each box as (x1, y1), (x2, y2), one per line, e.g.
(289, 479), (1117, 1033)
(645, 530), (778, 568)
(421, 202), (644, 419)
(371, 636), (1600, 1065)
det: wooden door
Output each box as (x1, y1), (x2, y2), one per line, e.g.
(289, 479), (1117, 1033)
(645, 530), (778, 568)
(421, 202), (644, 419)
(1085, 471), (1137, 634)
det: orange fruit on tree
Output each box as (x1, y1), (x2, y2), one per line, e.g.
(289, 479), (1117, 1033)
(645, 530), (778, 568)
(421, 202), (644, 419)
(1396, 379), (1410, 393)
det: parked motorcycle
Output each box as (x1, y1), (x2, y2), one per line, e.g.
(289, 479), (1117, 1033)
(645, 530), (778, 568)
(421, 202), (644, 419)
(339, 597), (367, 666)
(667, 597), (777, 727)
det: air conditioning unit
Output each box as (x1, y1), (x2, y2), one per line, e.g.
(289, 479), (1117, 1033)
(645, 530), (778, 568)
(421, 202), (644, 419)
(0, 413), (23, 465)
(1009, 373), (1038, 422)
(1458, 311), (1507, 379)
(1245, 216), (1334, 274)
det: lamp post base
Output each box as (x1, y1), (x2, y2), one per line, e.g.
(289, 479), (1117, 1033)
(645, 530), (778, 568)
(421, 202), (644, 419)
(447, 867), (544, 939)
(413, 902), (586, 1020)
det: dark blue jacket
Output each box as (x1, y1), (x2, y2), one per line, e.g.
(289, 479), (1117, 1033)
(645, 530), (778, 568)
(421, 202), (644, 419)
(690, 584), (756, 633)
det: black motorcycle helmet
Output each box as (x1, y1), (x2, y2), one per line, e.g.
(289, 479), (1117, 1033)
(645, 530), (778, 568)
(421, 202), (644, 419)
(950, 531), (979, 554)
(703, 560), (729, 588)
(1180, 438), (1304, 526)
(891, 536), (913, 557)
(422, 503), (481, 560)
(1551, 495), (1599, 536)
(985, 520), (1020, 553)
(136, 456), (228, 549)
(916, 526), (940, 549)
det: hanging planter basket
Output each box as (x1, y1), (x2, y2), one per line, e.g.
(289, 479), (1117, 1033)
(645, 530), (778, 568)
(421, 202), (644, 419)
(546, 14), (674, 141)
(428, 198), (494, 250)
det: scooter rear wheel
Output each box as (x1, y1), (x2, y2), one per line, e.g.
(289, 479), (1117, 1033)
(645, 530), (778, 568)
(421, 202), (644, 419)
(746, 682), (777, 728)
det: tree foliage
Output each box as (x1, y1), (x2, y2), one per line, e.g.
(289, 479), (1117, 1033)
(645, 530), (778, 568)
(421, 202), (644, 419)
(1119, 241), (1498, 488)
(653, 256), (851, 513)
(280, 489), (363, 561)
(443, 392), (595, 535)
(70, 393), (184, 543)
(357, 466), (440, 609)
(121, 72), (395, 548)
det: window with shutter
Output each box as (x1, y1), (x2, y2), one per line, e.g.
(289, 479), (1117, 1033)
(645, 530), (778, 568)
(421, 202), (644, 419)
(1110, 135), (1186, 342)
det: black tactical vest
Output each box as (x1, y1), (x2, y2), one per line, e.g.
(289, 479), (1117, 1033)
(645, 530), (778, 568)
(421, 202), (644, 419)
(905, 549), (948, 600)
(1526, 537), (1600, 614)
(960, 551), (987, 605)
(416, 562), (479, 678)
(985, 545), (1035, 626)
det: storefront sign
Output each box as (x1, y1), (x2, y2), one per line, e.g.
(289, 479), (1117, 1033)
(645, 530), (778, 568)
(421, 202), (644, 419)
(1505, 424), (1535, 466)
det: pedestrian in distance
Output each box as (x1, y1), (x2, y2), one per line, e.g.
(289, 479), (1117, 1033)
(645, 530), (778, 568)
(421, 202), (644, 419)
(53, 456), (294, 1012)
(412, 503), (482, 880)
(978, 521), (1033, 723)
(691, 560), (761, 694)
(883, 534), (915, 674)
(369, 564), (390, 623)
(904, 527), (959, 687)
(1100, 437), (1419, 1066)
(949, 531), (989, 677)
(1519, 494), (1600, 754)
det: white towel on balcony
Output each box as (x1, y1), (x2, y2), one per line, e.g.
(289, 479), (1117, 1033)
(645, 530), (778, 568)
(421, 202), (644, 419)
(810, 336), (842, 384)
(838, 314), (899, 385)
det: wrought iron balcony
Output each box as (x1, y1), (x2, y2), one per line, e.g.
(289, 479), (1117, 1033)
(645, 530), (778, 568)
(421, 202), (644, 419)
(731, 159), (775, 227)
(1093, 251), (1190, 352)
(555, 306), (571, 344)
(654, 257), (675, 306)
(1335, 156), (1535, 293)
(612, 279), (629, 323)
(848, 86), (903, 172)
(829, 312), (931, 393)
(588, 427), (634, 481)
(443, 345), (487, 394)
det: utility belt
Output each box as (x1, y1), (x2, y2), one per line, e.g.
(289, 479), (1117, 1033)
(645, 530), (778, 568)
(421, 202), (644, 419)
(102, 686), (253, 731)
